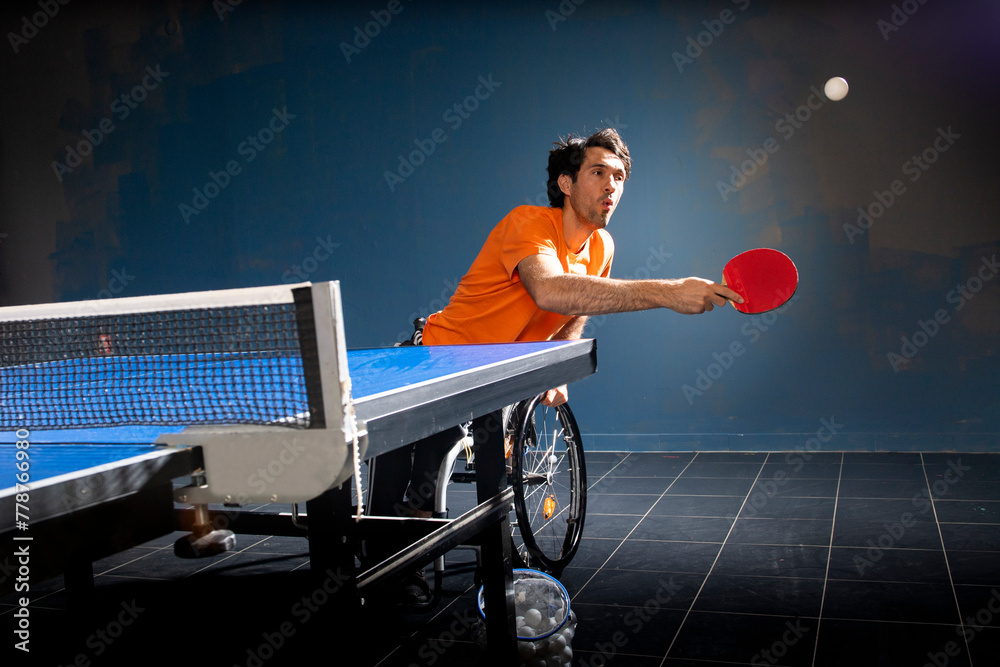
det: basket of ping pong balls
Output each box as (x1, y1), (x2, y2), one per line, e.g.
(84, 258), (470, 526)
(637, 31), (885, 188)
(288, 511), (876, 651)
(476, 568), (577, 666)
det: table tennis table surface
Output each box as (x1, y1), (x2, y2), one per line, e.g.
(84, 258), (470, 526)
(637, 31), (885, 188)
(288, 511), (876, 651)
(0, 340), (596, 522)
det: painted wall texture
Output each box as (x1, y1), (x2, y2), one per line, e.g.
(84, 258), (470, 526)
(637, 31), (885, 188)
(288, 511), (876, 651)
(2, 0), (998, 449)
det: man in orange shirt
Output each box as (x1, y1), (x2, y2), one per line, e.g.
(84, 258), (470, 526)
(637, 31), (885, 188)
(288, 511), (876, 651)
(368, 128), (741, 601)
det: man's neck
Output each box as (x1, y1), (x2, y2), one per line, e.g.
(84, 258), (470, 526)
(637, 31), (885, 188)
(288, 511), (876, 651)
(559, 204), (596, 254)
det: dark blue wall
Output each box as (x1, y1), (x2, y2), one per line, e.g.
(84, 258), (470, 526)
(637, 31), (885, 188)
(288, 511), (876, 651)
(2, 0), (998, 449)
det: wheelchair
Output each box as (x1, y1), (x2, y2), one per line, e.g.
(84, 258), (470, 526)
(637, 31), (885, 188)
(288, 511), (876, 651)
(413, 392), (587, 607)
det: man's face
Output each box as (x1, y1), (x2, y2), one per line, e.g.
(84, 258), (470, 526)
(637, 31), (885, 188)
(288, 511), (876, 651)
(560, 146), (627, 230)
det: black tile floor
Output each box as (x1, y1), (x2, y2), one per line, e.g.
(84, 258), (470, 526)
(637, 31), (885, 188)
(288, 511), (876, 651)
(5, 451), (1000, 666)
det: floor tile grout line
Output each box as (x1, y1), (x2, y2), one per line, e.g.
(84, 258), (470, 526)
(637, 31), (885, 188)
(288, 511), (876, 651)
(572, 568), (970, 586)
(572, 452), (701, 603)
(16, 451), (998, 665)
(585, 451), (691, 493)
(810, 451), (844, 667)
(26, 534), (286, 612)
(920, 451), (972, 666)
(581, 603), (996, 629)
(657, 453), (771, 667)
(372, 581), (480, 667)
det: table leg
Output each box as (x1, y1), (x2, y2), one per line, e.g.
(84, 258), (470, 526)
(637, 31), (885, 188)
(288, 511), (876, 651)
(473, 411), (518, 665)
(305, 483), (359, 607)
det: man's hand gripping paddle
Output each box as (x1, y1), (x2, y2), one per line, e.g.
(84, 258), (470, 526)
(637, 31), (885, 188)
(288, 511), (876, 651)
(722, 248), (798, 314)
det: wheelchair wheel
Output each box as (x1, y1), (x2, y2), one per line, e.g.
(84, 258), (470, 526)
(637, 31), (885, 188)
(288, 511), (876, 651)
(506, 394), (586, 574)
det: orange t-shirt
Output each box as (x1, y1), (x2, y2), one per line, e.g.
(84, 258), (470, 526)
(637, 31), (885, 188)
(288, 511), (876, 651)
(422, 206), (614, 345)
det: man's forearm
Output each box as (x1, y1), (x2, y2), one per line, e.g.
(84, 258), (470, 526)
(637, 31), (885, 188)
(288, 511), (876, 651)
(531, 273), (678, 316)
(517, 254), (738, 316)
(552, 315), (587, 340)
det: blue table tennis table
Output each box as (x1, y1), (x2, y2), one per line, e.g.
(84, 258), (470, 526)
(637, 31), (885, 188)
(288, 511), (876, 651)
(0, 340), (594, 493)
(0, 282), (596, 664)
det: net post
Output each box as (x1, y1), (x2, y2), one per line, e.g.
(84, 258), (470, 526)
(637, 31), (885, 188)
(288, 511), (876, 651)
(292, 286), (326, 429)
(299, 281), (355, 442)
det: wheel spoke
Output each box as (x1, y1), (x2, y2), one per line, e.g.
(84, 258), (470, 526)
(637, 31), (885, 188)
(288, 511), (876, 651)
(508, 396), (587, 573)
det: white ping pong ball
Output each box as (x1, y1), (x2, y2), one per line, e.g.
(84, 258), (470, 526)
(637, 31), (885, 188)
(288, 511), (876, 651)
(824, 77), (849, 101)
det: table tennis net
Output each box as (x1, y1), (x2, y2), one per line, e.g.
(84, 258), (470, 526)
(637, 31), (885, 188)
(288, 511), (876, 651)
(0, 303), (315, 430)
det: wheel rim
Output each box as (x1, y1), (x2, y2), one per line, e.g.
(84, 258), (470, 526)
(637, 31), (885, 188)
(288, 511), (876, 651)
(509, 396), (586, 573)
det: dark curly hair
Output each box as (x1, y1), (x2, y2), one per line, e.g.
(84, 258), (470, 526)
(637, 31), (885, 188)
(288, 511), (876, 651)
(546, 128), (631, 208)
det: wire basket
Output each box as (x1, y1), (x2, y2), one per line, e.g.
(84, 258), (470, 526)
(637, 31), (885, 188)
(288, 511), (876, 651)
(476, 569), (577, 665)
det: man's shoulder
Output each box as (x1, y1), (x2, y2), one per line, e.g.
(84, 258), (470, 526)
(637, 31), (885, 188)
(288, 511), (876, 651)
(506, 204), (560, 220)
(498, 205), (559, 234)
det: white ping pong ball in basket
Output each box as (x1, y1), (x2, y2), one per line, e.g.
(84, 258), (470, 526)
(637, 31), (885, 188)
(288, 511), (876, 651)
(524, 607), (543, 627)
(824, 77), (849, 101)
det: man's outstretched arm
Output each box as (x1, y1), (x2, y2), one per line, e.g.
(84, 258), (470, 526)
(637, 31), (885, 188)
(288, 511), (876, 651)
(517, 254), (742, 316)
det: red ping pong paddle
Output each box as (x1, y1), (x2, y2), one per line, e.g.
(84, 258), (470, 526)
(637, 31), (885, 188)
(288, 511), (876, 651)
(722, 248), (798, 314)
